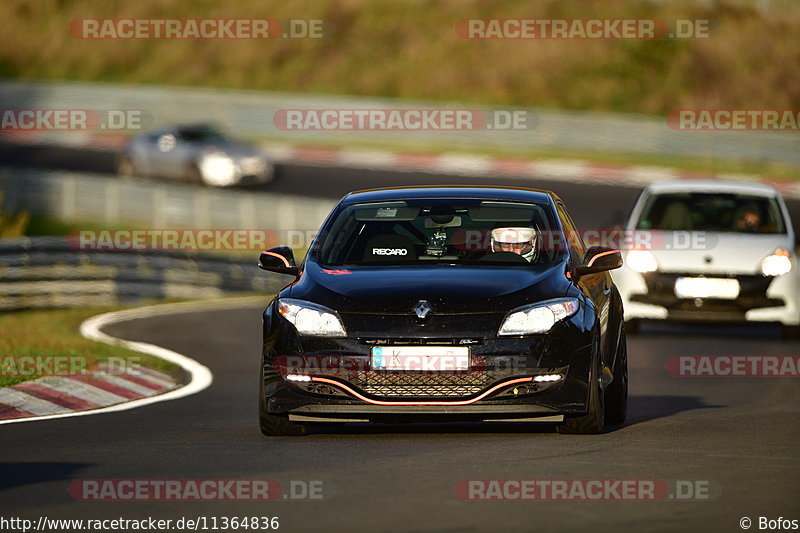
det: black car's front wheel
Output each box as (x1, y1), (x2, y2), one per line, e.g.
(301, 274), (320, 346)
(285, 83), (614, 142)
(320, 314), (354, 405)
(557, 339), (605, 435)
(259, 368), (307, 436)
(604, 326), (628, 426)
(780, 324), (800, 340)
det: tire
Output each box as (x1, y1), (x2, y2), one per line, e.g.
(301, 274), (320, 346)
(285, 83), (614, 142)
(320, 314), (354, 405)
(183, 163), (204, 185)
(265, 163), (278, 183)
(117, 156), (137, 178)
(557, 338), (605, 435)
(258, 367), (307, 436)
(604, 326), (628, 426)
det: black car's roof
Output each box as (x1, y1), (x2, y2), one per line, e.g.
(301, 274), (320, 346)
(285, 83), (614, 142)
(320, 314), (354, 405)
(341, 185), (560, 205)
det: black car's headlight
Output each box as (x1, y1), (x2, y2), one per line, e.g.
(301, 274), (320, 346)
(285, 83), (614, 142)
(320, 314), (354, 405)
(498, 298), (581, 336)
(277, 298), (347, 337)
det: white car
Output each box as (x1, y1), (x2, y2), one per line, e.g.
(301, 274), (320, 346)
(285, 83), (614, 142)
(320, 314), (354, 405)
(613, 180), (799, 338)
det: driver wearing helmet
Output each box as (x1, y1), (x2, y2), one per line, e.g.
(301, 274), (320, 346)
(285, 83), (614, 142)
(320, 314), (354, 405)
(490, 227), (538, 262)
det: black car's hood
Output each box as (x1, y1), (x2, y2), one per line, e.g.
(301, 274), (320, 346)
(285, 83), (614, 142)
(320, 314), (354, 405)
(288, 261), (571, 315)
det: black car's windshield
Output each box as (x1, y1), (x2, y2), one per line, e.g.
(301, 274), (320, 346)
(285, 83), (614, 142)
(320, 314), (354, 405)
(314, 199), (565, 267)
(636, 192), (786, 234)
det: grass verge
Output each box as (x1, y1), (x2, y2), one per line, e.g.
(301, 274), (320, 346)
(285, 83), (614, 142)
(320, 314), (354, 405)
(0, 306), (182, 387)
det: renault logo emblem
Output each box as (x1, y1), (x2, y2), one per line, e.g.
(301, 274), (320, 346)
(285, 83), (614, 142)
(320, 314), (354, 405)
(413, 300), (432, 319)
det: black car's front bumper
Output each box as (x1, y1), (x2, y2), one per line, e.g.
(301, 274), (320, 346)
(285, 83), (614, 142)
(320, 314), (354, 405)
(262, 309), (598, 423)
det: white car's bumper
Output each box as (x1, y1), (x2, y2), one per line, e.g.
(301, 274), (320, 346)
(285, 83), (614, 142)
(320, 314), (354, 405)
(613, 265), (800, 326)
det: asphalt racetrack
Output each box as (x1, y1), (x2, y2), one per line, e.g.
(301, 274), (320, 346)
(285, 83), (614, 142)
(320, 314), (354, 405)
(2, 141), (800, 230)
(1, 142), (799, 532)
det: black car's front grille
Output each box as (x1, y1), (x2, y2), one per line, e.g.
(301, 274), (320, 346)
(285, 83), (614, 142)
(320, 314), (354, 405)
(353, 370), (492, 398)
(363, 385), (483, 397)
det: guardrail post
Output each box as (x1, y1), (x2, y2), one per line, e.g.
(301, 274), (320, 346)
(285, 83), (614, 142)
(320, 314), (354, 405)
(277, 199), (296, 233)
(195, 189), (210, 228)
(61, 176), (76, 220)
(241, 196), (257, 229)
(105, 180), (120, 224)
(153, 187), (168, 227)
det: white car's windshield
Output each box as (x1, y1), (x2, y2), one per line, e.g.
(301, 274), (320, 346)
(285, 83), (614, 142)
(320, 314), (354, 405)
(636, 192), (786, 234)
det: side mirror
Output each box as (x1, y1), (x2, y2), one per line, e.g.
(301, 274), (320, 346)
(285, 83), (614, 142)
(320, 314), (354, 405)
(259, 246), (300, 276)
(572, 246), (622, 280)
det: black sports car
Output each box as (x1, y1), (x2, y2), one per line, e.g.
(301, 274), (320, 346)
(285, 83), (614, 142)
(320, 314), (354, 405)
(258, 186), (627, 435)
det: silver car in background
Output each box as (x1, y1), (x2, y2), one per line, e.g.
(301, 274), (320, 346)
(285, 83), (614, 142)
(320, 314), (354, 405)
(117, 123), (274, 186)
(613, 180), (800, 338)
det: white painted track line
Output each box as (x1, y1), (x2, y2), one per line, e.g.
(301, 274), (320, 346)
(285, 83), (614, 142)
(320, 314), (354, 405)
(0, 296), (266, 425)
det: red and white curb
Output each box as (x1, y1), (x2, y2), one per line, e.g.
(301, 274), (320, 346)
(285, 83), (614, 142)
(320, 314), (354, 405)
(2, 130), (798, 199)
(0, 364), (178, 420)
(0, 297), (262, 425)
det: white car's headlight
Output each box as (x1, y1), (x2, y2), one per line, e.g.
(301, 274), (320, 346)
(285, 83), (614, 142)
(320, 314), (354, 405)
(626, 250), (658, 273)
(760, 249), (792, 277)
(199, 153), (237, 186)
(498, 298), (581, 336)
(277, 298), (347, 337)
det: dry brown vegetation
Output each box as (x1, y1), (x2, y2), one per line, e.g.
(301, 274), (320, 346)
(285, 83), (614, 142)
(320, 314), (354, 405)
(0, 0), (797, 115)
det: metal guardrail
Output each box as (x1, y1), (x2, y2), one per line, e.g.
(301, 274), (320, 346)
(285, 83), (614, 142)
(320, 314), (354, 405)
(0, 167), (336, 310)
(1, 81), (797, 165)
(0, 237), (288, 311)
(0, 167), (336, 231)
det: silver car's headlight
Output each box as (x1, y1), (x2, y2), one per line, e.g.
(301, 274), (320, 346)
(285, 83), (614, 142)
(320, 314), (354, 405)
(760, 249), (792, 277)
(277, 298), (347, 337)
(199, 153), (237, 186)
(498, 298), (581, 336)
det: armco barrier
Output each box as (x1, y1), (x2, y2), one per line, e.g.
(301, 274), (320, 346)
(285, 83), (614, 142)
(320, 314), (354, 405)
(0, 167), (335, 310)
(0, 167), (336, 230)
(0, 237), (288, 310)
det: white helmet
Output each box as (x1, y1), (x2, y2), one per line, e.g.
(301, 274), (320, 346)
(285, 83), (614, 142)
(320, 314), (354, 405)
(490, 227), (537, 261)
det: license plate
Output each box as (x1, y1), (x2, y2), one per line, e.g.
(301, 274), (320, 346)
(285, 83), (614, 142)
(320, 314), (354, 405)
(371, 346), (470, 371)
(674, 277), (740, 300)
